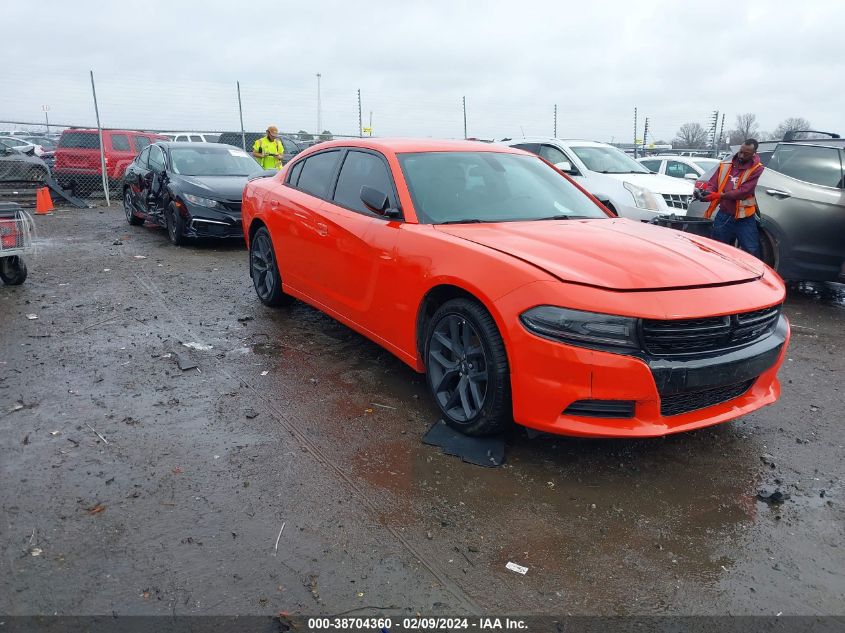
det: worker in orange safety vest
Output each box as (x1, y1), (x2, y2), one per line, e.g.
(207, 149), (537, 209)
(701, 139), (765, 258)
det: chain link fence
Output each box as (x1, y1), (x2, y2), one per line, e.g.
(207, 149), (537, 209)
(0, 68), (727, 207)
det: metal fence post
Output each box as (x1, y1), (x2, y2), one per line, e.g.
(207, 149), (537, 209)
(89, 71), (110, 207)
(358, 89), (363, 138)
(462, 96), (467, 140)
(237, 81), (246, 152)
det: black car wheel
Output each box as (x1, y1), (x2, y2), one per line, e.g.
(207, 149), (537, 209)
(0, 256), (28, 285)
(166, 202), (186, 246)
(250, 227), (291, 307)
(124, 188), (142, 226)
(425, 298), (511, 436)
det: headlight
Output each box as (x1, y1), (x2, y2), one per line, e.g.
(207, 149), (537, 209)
(520, 306), (639, 352)
(623, 182), (660, 211)
(183, 194), (221, 209)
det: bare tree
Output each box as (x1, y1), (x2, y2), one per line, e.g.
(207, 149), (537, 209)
(773, 117), (812, 140)
(673, 122), (709, 149)
(728, 113), (760, 144)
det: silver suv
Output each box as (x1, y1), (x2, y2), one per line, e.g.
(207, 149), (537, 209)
(687, 132), (845, 282)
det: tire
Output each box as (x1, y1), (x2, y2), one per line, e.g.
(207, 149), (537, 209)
(0, 257), (28, 285)
(249, 226), (291, 307)
(124, 188), (143, 226)
(26, 167), (47, 183)
(424, 298), (511, 436)
(166, 202), (186, 246)
(759, 229), (777, 269)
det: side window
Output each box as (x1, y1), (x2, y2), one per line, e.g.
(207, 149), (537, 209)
(134, 136), (151, 152)
(137, 146), (151, 168)
(333, 151), (396, 213)
(286, 160), (304, 186)
(190, 135), (203, 142)
(296, 151), (340, 198)
(769, 145), (843, 188)
(641, 160), (662, 173)
(148, 146), (165, 171)
(538, 144), (568, 165)
(111, 134), (131, 151)
(666, 161), (697, 178)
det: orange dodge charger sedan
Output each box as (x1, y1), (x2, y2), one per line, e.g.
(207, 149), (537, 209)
(242, 139), (789, 438)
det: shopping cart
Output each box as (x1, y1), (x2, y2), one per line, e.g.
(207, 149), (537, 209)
(0, 202), (35, 285)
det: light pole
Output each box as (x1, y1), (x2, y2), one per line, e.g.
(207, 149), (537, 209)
(42, 104), (50, 133)
(316, 73), (322, 136)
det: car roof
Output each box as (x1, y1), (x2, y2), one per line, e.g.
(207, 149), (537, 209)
(300, 138), (526, 154)
(503, 137), (609, 148)
(155, 141), (240, 149)
(61, 128), (166, 135)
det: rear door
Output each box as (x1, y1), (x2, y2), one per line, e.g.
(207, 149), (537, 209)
(315, 149), (403, 333)
(126, 146), (151, 212)
(760, 143), (845, 279)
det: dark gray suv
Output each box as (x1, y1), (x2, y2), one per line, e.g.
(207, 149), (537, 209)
(688, 133), (845, 282)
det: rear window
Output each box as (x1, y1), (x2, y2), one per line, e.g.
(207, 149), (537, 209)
(59, 132), (99, 149)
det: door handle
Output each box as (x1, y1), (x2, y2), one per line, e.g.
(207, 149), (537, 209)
(765, 188), (791, 198)
(316, 222), (328, 237)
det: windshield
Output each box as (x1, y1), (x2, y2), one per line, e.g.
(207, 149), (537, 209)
(397, 151), (609, 224)
(170, 146), (263, 177)
(570, 146), (650, 174)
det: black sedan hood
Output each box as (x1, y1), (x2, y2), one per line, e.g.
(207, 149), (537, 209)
(172, 175), (250, 201)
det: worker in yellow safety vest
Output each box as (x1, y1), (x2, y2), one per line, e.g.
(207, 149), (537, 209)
(252, 126), (285, 170)
(701, 139), (765, 258)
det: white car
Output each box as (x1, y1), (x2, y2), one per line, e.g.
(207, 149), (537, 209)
(638, 155), (720, 181)
(0, 136), (46, 157)
(501, 138), (693, 219)
(158, 132), (220, 143)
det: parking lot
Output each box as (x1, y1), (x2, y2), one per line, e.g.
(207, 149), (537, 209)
(2, 207), (843, 618)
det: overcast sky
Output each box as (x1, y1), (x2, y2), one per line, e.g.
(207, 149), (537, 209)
(3, 0), (843, 142)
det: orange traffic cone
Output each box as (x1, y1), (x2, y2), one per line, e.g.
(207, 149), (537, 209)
(35, 187), (54, 215)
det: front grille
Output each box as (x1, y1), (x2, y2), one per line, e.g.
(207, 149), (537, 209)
(660, 379), (755, 417)
(662, 194), (692, 210)
(222, 201), (242, 213)
(642, 305), (781, 356)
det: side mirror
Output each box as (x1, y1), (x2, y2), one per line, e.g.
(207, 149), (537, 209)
(360, 185), (401, 218)
(596, 197), (617, 216)
(23, 146), (36, 156)
(684, 173), (699, 180)
(555, 161), (575, 174)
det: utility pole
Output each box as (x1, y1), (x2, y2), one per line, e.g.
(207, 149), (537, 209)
(718, 113), (726, 152)
(369, 111), (373, 137)
(236, 81), (246, 152)
(709, 110), (719, 157)
(553, 104), (557, 138)
(357, 89), (363, 138)
(462, 96), (467, 140)
(643, 117), (650, 153)
(89, 71), (110, 207)
(42, 105), (50, 133)
(633, 107), (638, 158)
(316, 73), (322, 135)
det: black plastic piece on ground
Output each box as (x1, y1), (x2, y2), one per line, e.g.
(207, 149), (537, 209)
(422, 419), (505, 467)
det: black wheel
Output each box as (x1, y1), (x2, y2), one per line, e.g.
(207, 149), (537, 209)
(0, 257), (28, 285)
(124, 188), (142, 226)
(425, 298), (511, 436)
(166, 202), (186, 246)
(26, 167), (47, 183)
(250, 227), (291, 307)
(759, 229), (777, 269)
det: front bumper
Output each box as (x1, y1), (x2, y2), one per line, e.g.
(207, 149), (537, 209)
(506, 313), (790, 438)
(185, 215), (243, 239)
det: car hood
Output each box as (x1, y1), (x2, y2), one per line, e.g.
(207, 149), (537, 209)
(175, 175), (250, 201)
(599, 172), (694, 195)
(434, 218), (764, 291)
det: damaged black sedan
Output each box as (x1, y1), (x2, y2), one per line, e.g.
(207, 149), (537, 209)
(123, 142), (264, 245)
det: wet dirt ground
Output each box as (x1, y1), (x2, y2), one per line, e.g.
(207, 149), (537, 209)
(1, 207), (843, 617)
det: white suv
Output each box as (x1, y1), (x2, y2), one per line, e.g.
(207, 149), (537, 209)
(501, 138), (694, 220)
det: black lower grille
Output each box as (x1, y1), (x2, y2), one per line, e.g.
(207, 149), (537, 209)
(662, 194), (692, 210)
(564, 400), (635, 419)
(642, 305), (781, 356)
(660, 379), (755, 417)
